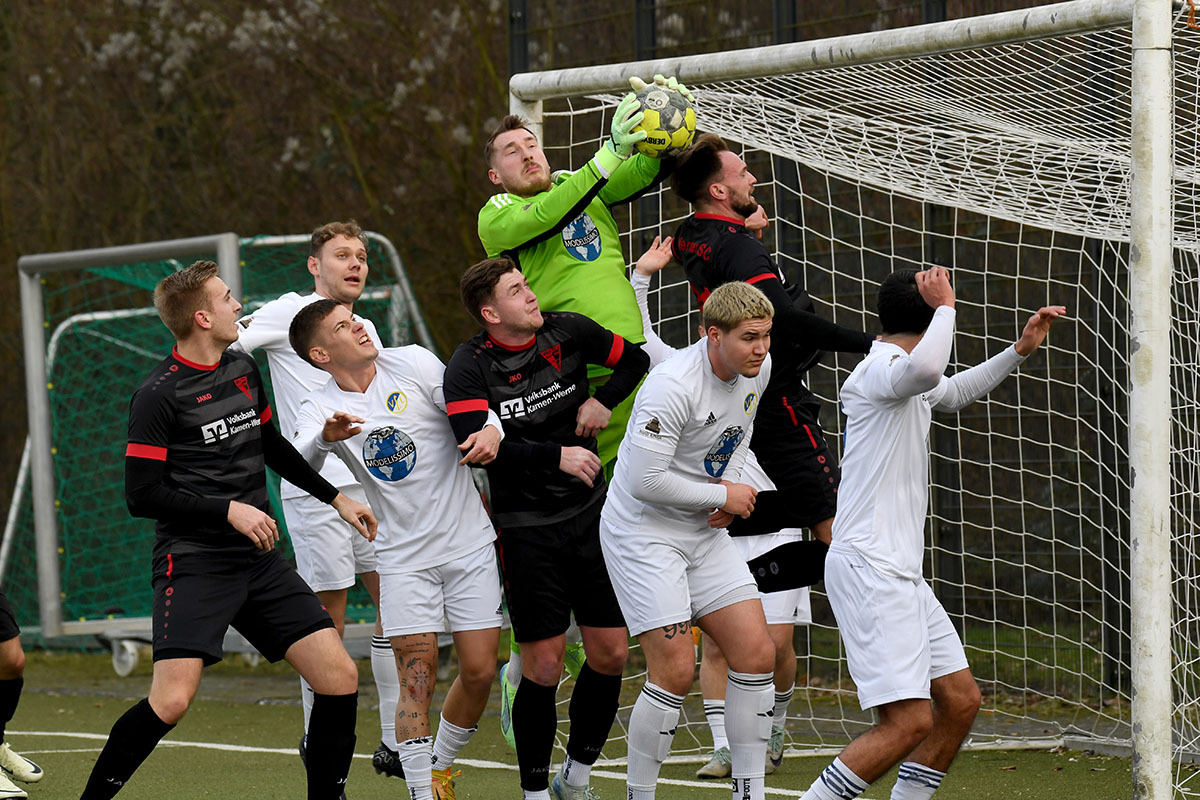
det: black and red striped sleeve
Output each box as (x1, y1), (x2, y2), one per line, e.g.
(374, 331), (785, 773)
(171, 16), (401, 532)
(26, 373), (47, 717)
(555, 312), (649, 410)
(124, 385), (227, 523)
(719, 238), (874, 355)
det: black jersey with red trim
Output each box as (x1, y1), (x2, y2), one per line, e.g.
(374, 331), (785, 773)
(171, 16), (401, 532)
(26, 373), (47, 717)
(126, 347), (277, 549)
(672, 212), (873, 426)
(443, 312), (648, 528)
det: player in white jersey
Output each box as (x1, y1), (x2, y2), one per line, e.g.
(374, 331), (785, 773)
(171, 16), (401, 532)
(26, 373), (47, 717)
(799, 267), (1065, 800)
(227, 221), (404, 777)
(290, 298), (506, 800)
(631, 237), (813, 779)
(601, 280), (777, 800)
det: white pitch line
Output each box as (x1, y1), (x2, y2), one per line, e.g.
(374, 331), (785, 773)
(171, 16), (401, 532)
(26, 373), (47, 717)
(10, 730), (812, 796)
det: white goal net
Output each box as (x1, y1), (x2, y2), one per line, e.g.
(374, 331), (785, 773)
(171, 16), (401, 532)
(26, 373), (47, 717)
(514, 2), (1200, 795)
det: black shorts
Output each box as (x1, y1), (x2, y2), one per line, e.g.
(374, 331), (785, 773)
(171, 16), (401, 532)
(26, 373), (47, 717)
(497, 497), (625, 643)
(0, 591), (20, 643)
(151, 542), (333, 666)
(752, 414), (840, 529)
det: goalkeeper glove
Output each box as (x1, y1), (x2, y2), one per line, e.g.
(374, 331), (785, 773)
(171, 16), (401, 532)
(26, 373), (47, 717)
(629, 73), (696, 104)
(606, 92), (646, 160)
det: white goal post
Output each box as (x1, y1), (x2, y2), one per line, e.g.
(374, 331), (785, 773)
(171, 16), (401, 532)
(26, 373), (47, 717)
(508, 1), (1183, 798)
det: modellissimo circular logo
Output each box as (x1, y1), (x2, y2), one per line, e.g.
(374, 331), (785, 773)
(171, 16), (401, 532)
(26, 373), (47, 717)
(362, 425), (417, 481)
(704, 425), (745, 478)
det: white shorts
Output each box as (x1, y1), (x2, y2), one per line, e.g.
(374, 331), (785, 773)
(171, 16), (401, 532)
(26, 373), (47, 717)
(379, 542), (503, 637)
(284, 485), (376, 592)
(731, 530), (812, 626)
(600, 521), (759, 637)
(825, 545), (969, 710)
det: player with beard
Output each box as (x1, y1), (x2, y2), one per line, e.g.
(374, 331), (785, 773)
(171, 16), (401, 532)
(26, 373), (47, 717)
(670, 135), (877, 773)
(229, 221), (404, 778)
(478, 76), (693, 474)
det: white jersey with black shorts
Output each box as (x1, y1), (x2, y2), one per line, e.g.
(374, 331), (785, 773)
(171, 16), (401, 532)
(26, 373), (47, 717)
(600, 338), (771, 636)
(830, 306), (1027, 709)
(231, 291), (382, 591)
(294, 346), (502, 637)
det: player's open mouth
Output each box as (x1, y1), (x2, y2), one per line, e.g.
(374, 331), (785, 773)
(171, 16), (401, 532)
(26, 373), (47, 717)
(358, 335), (371, 345)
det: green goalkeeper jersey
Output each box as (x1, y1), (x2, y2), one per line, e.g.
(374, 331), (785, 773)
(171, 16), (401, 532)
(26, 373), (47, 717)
(477, 146), (668, 352)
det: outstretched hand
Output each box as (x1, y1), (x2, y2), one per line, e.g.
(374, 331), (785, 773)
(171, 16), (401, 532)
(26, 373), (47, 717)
(1015, 305), (1067, 356)
(634, 235), (673, 277)
(630, 74), (696, 104)
(607, 93), (646, 159)
(322, 411), (364, 443)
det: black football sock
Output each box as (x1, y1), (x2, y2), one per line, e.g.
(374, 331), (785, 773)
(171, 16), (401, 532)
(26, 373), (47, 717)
(79, 698), (175, 800)
(565, 662), (621, 768)
(512, 677), (558, 791)
(0, 677), (22, 743)
(306, 691), (357, 800)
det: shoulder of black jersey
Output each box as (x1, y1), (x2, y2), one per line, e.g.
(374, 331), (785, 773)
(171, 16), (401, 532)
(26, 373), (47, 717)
(223, 348), (259, 369)
(133, 352), (183, 395)
(449, 334), (488, 361)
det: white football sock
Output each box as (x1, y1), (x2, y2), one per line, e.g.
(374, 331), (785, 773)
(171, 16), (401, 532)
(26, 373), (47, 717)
(703, 699), (728, 749)
(626, 682), (684, 799)
(801, 756), (870, 800)
(561, 754), (592, 787)
(371, 635), (401, 749)
(773, 688), (793, 733)
(397, 737), (434, 800)
(890, 761), (945, 800)
(507, 646), (523, 690)
(431, 712), (477, 770)
(300, 676), (315, 733)
(726, 670), (773, 800)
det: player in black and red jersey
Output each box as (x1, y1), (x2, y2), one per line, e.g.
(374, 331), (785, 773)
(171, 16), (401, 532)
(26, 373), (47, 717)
(670, 133), (875, 777)
(443, 257), (648, 800)
(671, 132), (874, 550)
(79, 261), (376, 800)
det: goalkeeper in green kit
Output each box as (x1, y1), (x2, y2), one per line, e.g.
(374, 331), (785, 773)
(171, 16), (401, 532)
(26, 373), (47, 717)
(478, 76), (694, 475)
(479, 77), (696, 774)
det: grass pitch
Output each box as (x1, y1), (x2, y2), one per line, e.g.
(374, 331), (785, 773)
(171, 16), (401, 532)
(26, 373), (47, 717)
(13, 651), (1132, 799)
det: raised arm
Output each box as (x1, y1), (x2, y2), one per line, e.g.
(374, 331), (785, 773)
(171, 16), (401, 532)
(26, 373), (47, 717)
(932, 305), (1066, 412)
(713, 236), (874, 354)
(631, 235), (682, 367)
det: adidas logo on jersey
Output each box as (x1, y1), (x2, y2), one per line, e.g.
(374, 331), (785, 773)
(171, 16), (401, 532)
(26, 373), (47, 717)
(703, 412), (717, 426)
(644, 417), (661, 434)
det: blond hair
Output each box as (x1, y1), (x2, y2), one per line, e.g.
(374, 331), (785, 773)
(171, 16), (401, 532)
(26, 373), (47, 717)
(154, 260), (220, 339)
(701, 281), (774, 332)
